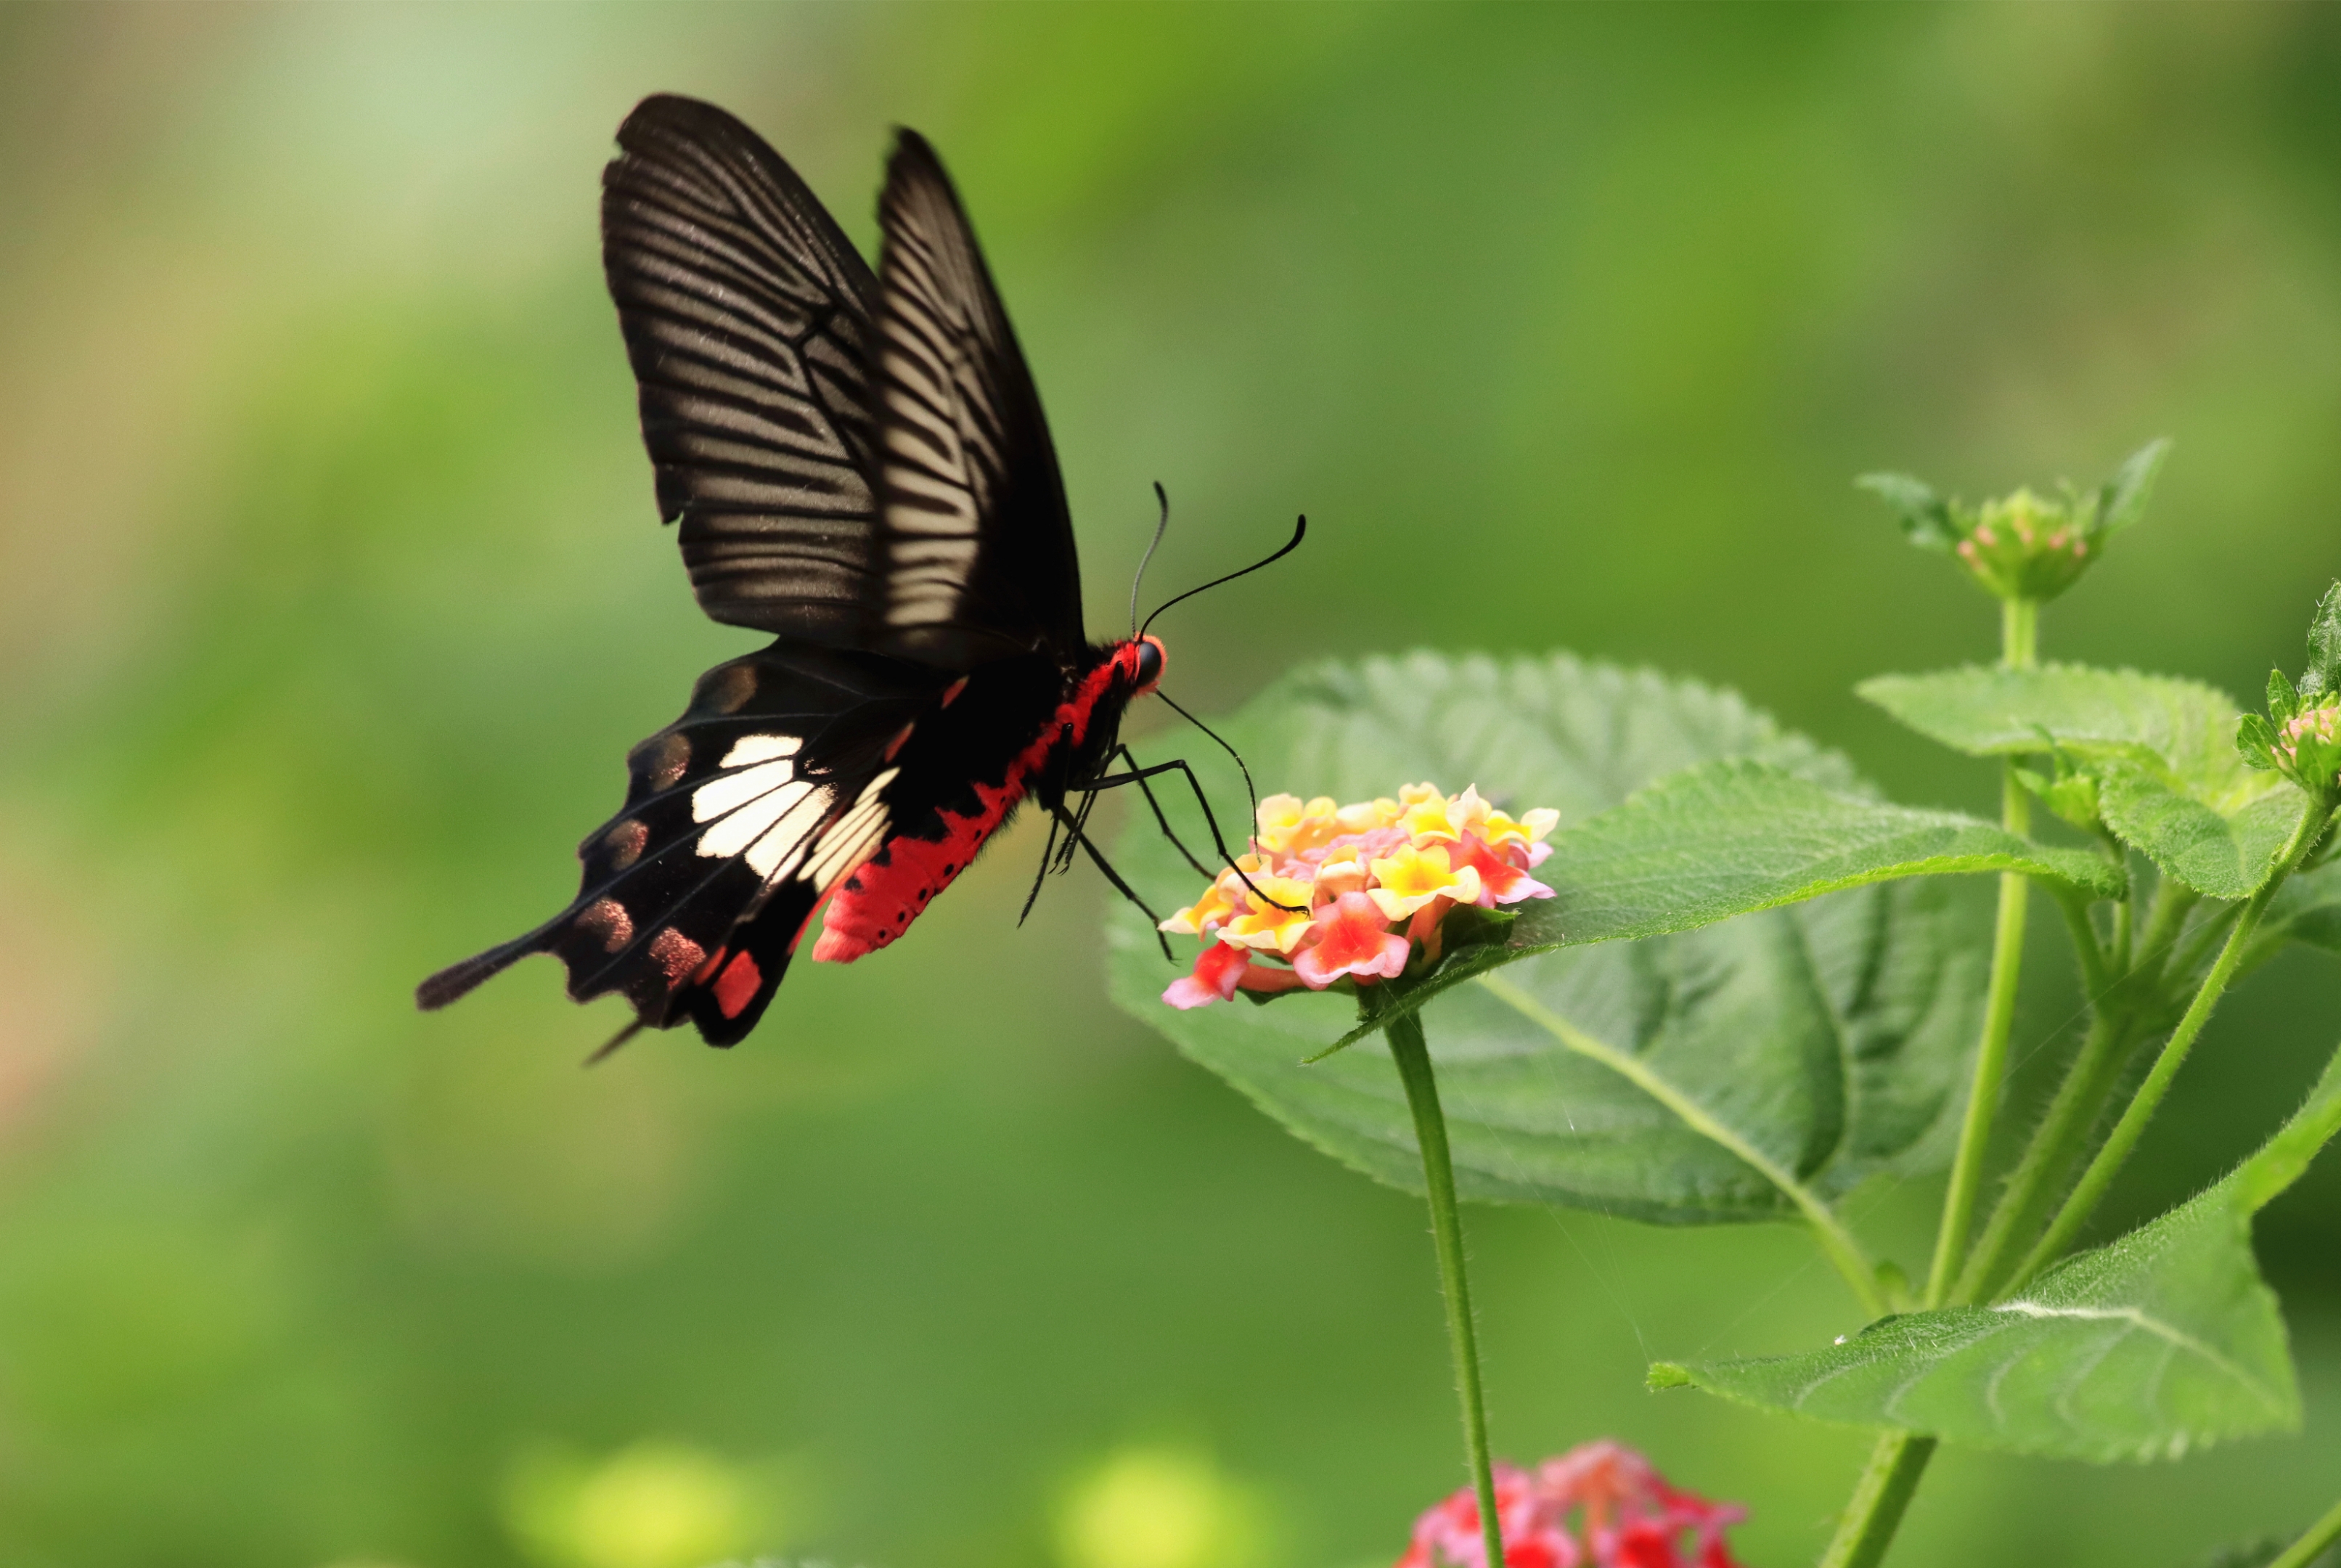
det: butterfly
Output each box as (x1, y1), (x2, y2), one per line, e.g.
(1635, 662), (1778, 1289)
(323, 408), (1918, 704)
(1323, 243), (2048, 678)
(417, 94), (1296, 1051)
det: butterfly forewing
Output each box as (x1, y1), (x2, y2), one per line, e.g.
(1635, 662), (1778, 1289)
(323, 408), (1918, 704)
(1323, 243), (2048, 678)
(870, 131), (1083, 667)
(602, 95), (888, 643)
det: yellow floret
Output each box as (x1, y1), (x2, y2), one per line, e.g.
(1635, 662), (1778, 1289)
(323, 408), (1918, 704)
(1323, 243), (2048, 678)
(1366, 841), (1481, 919)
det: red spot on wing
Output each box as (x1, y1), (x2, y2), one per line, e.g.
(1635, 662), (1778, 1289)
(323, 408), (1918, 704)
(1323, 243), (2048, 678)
(812, 654), (1140, 964)
(713, 951), (762, 1018)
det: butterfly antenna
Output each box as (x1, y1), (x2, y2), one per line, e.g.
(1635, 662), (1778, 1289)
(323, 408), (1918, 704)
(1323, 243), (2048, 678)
(1129, 483), (1172, 639)
(1156, 690), (1262, 828)
(1139, 514), (1307, 640)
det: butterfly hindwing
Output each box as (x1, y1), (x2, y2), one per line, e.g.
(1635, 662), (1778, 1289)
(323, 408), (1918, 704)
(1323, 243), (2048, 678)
(418, 645), (949, 1045)
(602, 95), (888, 644)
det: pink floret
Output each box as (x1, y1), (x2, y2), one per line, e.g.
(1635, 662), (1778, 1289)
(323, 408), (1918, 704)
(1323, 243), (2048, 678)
(1453, 833), (1557, 907)
(1164, 939), (1249, 1009)
(1294, 892), (1411, 988)
(1394, 1442), (1744, 1568)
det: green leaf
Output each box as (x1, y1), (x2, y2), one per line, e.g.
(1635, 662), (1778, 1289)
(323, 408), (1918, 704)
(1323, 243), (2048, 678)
(2270, 669), (2300, 724)
(2239, 713), (2282, 772)
(1107, 653), (1996, 1222)
(2095, 436), (2171, 537)
(1857, 663), (2313, 895)
(1860, 663), (2278, 807)
(1857, 472), (1959, 551)
(1513, 758), (2120, 947)
(2305, 581), (2341, 698)
(2098, 764), (2308, 900)
(1651, 1042), (2341, 1462)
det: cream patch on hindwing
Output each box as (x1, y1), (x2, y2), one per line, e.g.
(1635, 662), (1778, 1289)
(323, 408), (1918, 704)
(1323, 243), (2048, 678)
(721, 734), (801, 768)
(806, 767), (899, 890)
(692, 735), (831, 870)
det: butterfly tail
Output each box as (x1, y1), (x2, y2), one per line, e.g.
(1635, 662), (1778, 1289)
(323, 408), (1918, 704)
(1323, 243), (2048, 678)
(414, 927), (555, 1011)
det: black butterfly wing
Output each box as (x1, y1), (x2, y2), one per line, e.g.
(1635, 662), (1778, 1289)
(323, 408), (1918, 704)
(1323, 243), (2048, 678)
(867, 129), (1084, 669)
(602, 95), (887, 645)
(418, 646), (949, 1047)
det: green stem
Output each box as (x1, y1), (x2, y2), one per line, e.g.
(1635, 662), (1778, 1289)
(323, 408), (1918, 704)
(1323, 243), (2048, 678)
(1921, 597), (2038, 1308)
(2268, 1494), (2341, 1568)
(2050, 886), (2113, 1010)
(2013, 804), (2334, 1288)
(1816, 1432), (1938, 1568)
(1475, 973), (1888, 1316)
(2001, 595), (2038, 667)
(1384, 1007), (1503, 1568)
(1949, 1011), (2132, 1303)
(1950, 879), (2195, 1304)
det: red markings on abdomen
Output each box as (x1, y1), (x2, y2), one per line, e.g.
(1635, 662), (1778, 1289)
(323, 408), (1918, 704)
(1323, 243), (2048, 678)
(809, 656), (1135, 965)
(812, 775), (1026, 963)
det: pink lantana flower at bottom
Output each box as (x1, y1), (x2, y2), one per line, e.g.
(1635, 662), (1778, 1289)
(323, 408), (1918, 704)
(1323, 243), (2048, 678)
(1394, 1441), (1746, 1568)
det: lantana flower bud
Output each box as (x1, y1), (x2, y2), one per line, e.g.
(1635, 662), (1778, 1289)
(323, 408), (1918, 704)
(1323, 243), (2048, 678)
(1858, 438), (2168, 605)
(1394, 1440), (1747, 1568)
(1158, 783), (1559, 1010)
(2238, 582), (2341, 807)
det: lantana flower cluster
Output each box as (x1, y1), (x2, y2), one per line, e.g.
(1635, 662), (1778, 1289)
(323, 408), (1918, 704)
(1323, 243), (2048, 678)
(2270, 695), (2341, 793)
(1395, 1442), (1747, 1568)
(1159, 784), (1558, 1010)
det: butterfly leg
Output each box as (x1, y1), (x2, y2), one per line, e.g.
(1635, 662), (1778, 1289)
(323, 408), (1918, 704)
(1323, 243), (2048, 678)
(1094, 743), (1217, 882)
(1049, 801), (1174, 958)
(1018, 807), (1068, 926)
(1076, 756), (1304, 912)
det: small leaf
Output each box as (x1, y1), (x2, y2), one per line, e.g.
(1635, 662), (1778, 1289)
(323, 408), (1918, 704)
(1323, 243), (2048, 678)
(2098, 764), (2306, 900)
(2014, 756), (2104, 833)
(2238, 714), (2281, 772)
(1108, 653), (1993, 1222)
(1860, 663), (2283, 816)
(2305, 581), (2341, 698)
(2269, 669), (2300, 724)
(1652, 1041), (2341, 1463)
(2095, 436), (2171, 536)
(1857, 473), (1959, 551)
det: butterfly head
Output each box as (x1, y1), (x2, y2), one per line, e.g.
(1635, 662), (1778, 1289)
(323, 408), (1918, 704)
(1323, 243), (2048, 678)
(1129, 634), (1167, 695)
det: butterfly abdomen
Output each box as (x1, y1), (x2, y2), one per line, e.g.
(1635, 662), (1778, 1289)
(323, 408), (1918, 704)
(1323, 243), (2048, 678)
(811, 646), (1146, 963)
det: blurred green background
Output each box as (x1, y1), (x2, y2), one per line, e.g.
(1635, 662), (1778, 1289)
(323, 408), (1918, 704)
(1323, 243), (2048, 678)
(4, 4), (2340, 1566)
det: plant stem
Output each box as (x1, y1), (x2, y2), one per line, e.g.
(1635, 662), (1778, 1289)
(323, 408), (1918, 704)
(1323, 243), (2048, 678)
(1948, 1010), (2131, 1303)
(1816, 1432), (1937, 1568)
(1385, 1007), (1504, 1568)
(2268, 1494), (2341, 1568)
(1949, 878), (2195, 1304)
(2013, 803), (2334, 1288)
(2000, 596), (2038, 668)
(1921, 596), (2038, 1307)
(1824, 599), (2034, 1568)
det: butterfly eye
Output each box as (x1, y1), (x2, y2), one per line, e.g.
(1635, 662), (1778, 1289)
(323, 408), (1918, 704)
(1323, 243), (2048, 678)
(1134, 636), (1166, 690)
